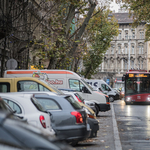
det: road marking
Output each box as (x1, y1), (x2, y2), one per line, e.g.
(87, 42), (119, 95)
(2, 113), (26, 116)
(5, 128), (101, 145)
(111, 103), (122, 150)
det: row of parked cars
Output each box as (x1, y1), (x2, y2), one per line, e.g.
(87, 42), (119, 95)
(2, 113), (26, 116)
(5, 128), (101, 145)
(0, 73), (100, 149)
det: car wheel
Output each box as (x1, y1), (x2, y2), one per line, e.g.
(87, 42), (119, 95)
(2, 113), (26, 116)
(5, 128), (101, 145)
(109, 96), (114, 102)
(125, 102), (130, 105)
(95, 105), (99, 116)
(71, 140), (78, 146)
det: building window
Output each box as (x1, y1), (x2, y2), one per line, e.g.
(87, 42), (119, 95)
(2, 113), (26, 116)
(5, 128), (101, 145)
(139, 45), (144, 54)
(118, 31), (122, 40)
(141, 60), (143, 69)
(132, 30), (135, 39)
(138, 60), (140, 68)
(124, 59), (128, 69)
(131, 60), (134, 68)
(125, 30), (128, 39)
(118, 45), (121, 54)
(131, 45), (134, 54)
(140, 31), (144, 39)
(111, 45), (114, 54)
(124, 44), (128, 54)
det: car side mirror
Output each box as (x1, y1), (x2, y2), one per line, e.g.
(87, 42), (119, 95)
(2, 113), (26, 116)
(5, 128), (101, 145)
(122, 76), (125, 81)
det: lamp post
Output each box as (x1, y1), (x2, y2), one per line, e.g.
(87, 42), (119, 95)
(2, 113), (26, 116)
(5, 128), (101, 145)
(128, 36), (131, 72)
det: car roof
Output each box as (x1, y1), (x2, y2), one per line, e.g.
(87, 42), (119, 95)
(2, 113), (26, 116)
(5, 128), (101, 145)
(10, 91), (57, 96)
(0, 93), (33, 99)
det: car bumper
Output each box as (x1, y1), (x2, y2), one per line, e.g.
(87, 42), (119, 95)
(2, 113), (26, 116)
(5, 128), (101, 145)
(98, 104), (111, 112)
(87, 118), (99, 138)
(55, 124), (91, 142)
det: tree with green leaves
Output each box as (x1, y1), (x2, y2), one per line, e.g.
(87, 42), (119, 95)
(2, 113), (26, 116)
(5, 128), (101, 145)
(31, 0), (97, 70)
(118, 0), (150, 41)
(81, 8), (119, 78)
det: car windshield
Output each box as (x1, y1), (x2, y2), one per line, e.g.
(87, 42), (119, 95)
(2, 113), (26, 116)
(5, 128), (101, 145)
(65, 96), (82, 109)
(74, 93), (84, 102)
(125, 77), (150, 95)
(81, 79), (94, 91)
(39, 79), (64, 94)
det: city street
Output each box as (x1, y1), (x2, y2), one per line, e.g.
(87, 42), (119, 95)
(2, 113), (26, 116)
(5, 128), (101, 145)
(76, 100), (150, 150)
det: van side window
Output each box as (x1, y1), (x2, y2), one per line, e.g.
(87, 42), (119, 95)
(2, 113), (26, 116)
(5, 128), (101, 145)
(3, 99), (22, 114)
(17, 81), (51, 92)
(101, 84), (106, 91)
(69, 79), (85, 92)
(105, 85), (111, 91)
(39, 84), (50, 92)
(17, 81), (38, 92)
(0, 83), (10, 92)
(101, 84), (111, 91)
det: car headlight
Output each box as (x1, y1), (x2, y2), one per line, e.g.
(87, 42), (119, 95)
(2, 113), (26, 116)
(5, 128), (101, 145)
(147, 97), (150, 101)
(126, 97), (131, 101)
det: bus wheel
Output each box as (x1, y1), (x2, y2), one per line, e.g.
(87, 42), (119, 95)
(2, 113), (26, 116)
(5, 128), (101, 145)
(95, 105), (99, 116)
(109, 96), (114, 102)
(125, 102), (130, 105)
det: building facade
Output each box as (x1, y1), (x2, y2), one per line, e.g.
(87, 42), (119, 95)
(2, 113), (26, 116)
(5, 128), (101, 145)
(93, 13), (149, 88)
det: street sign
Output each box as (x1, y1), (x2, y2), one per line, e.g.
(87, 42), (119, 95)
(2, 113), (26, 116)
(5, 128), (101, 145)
(106, 79), (110, 85)
(6, 59), (18, 70)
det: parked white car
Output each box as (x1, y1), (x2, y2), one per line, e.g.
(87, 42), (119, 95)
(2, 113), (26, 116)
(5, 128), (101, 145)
(0, 93), (54, 135)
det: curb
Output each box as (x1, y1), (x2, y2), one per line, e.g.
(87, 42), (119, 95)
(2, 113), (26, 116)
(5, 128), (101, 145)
(111, 103), (122, 150)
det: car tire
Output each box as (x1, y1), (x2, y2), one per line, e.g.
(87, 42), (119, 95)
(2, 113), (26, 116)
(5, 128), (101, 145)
(71, 140), (78, 146)
(109, 96), (114, 102)
(95, 105), (99, 116)
(125, 102), (130, 105)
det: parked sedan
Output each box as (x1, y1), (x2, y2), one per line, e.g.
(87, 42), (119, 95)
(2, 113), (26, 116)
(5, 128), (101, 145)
(60, 91), (99, 138)
(59, 89), (97, 113)
(34, 94), (91, 146)
(0, 93), (54, 134)
(0, 111), (73, 150)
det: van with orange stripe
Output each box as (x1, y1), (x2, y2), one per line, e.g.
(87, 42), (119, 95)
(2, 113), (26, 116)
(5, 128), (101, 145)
(4, 70), (110, 114)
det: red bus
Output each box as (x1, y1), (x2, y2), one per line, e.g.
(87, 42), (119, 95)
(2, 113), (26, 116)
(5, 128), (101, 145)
(122, 70), (150, 105)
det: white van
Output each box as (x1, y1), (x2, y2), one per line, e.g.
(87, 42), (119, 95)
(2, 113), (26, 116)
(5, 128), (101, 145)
(4, 70), (110, 115)
(85, 79), (120, 102)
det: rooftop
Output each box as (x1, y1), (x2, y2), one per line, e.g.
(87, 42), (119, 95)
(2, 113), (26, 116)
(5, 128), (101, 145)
(113, 13), (133, 24)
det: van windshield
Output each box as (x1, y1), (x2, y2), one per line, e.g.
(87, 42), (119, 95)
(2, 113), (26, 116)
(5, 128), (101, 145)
(81, 79), (94, 91)
(39, 79), (64, 94)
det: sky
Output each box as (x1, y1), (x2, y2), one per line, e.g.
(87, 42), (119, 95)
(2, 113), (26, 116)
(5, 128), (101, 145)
(109, 0), (123, 12)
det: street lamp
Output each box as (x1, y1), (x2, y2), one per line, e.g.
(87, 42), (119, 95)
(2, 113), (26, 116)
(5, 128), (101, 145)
(128, 36), (131, 72)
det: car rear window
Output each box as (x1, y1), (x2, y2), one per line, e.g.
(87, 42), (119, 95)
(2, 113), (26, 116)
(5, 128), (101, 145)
(31, 97), (46, 112)
(65, 96), (82, 109)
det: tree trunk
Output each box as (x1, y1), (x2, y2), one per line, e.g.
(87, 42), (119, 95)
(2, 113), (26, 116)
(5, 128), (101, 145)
(1, 38), (7, 77)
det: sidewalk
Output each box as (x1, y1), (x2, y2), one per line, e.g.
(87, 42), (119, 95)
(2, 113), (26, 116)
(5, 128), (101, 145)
(76, 104), (117, 150)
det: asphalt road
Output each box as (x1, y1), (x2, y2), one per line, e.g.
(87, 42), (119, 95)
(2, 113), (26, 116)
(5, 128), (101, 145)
(75, 100), (150, 150)
(115, 100), (150, 150)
